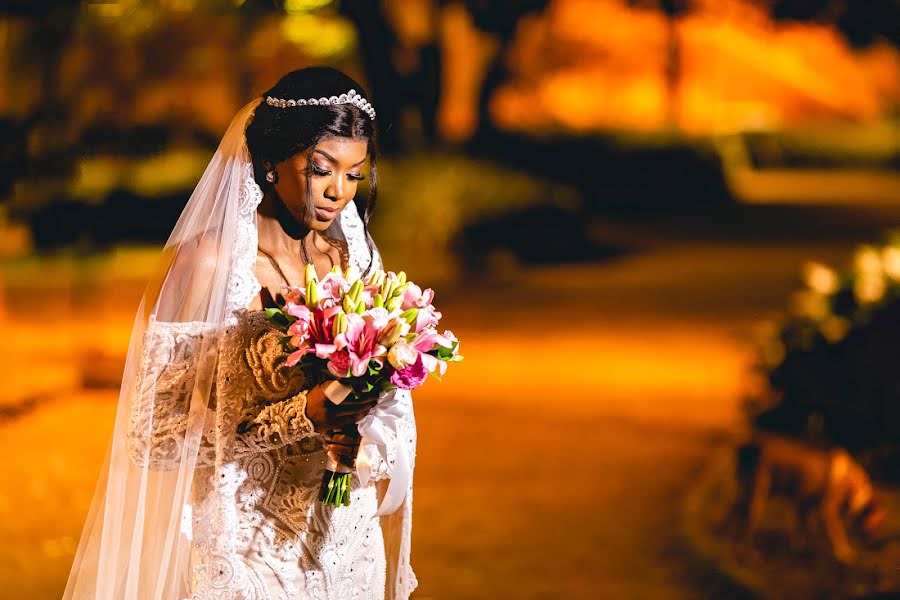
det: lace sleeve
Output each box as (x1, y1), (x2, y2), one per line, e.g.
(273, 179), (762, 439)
(127, 315), (320, 471)
(126, 319), (220, 470)
(232, 389), (316, 456)
(224, 312), (319, 458)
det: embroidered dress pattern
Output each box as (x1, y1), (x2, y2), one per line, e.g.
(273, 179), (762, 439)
(127, 174), (417, 599)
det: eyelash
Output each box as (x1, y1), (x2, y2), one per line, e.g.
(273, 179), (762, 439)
(311, 165), (365, 181)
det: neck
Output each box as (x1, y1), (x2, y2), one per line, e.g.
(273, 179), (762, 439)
(256, 188), (317, 257)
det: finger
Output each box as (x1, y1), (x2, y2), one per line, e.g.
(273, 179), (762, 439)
(324, 435), (355, 449)
(322, 434), (357, 448)
(329, 405), (375, 421)
(327, 398), (376, 413)
(323, 436), (357, 449)
(327, 433), (358, 445)
(326, 449), (358, 468)
(325, 444), (357, 457)
(339, 394), (381, 406)
(332, 413), (368, 428)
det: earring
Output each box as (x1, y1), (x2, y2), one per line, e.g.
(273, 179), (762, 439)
(266, 169), (278, 184)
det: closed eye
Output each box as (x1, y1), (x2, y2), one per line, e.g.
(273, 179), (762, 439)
(312, 165), (365, 181)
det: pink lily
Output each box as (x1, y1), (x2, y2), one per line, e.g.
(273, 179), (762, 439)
(317, 271), (350, 303)
(409, 328), (453, 376)
(413, 305), (442, 333)
(336, 310), (389, 377)
(401, 283), (435, 310)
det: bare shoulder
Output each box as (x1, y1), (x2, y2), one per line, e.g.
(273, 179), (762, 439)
(169, 232), (221, 280)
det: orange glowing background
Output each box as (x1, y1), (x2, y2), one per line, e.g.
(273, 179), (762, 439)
(484, 0), (900, 134)
(1, 0), (898, 598)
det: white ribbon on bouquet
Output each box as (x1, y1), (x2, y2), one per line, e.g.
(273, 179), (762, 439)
(322, 381), (413, 516)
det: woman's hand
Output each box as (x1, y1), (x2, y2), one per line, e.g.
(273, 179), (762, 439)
(304, 383), (378, 432)
(322, 425), (362, 469)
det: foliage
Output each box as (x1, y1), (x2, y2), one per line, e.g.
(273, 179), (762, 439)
(750, 232), (900, 479)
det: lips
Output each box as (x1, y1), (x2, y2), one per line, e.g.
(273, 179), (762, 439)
(315, 206), (339, 220)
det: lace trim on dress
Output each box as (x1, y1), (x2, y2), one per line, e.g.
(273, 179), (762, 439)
(225, 162), (264, 325)
(340, 202), (374, 274)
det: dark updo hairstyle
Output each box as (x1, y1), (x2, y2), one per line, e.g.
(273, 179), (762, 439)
(244, 66), (378, 272)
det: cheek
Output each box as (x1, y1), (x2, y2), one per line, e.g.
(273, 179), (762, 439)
(280, 173), (311, 206)
(308, 177), (332, 199)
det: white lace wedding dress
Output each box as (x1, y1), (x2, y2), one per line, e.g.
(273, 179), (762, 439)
(126, 200), (417, 600)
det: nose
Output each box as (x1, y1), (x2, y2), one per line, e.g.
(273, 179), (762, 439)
(324, 176), (344, 203)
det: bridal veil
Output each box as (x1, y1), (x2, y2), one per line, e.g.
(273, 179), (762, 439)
(62, 96), (416, 599)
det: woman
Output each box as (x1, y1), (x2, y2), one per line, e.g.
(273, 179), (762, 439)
(63, 67), (418, 600)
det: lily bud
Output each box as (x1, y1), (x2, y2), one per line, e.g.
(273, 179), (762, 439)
(386, 296), (402, 311)
(305, 263), (317, 284)
(330, 265), (341, 275)
(355, 300), (366, 315)
(349, 280), (363, 304)
(305, 280), (318, 308)
(342, 296), (355, 313)
(382, 280), (395, 302)
(380, 320), (404, 346)
(400, 308), (418, 324)
(397, 271), (407, 285)
(393, 282), (410, 298)
(373, 293), (384, 308)
(387, 341), (417, 370)
(332, 312), (347, 337)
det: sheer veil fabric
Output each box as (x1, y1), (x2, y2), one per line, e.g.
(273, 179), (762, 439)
(63, 97), (417, 599)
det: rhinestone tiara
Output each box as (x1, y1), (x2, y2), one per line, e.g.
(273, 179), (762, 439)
(264, 88), (376, 120)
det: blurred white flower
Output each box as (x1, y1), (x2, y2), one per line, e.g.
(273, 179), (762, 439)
(853, 274), (885, 304)
(820, 315), (850, 343)
(881, 246), (900, 281)
(802, 261), (839, 295)
(790, 290), (829, 321)
(854, 245), (882, 274)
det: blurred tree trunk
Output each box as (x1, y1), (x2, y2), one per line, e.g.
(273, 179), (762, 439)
(2, 0), (79, 202)
(660, 0), (685, 131)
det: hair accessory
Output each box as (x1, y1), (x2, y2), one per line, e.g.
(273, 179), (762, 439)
(265, 88), (376, 120)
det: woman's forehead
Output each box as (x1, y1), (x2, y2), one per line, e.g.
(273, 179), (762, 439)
(310, 136), (368, 165)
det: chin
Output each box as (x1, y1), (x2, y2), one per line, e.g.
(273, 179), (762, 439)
(311, 213), (336, 226)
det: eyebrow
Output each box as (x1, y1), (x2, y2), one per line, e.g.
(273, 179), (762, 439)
(314, 149), (366, 167)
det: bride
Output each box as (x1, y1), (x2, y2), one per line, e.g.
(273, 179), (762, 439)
(63, 66), (418, 600)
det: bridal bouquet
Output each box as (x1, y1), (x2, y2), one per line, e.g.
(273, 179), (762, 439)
(265, 264), (462, 507)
